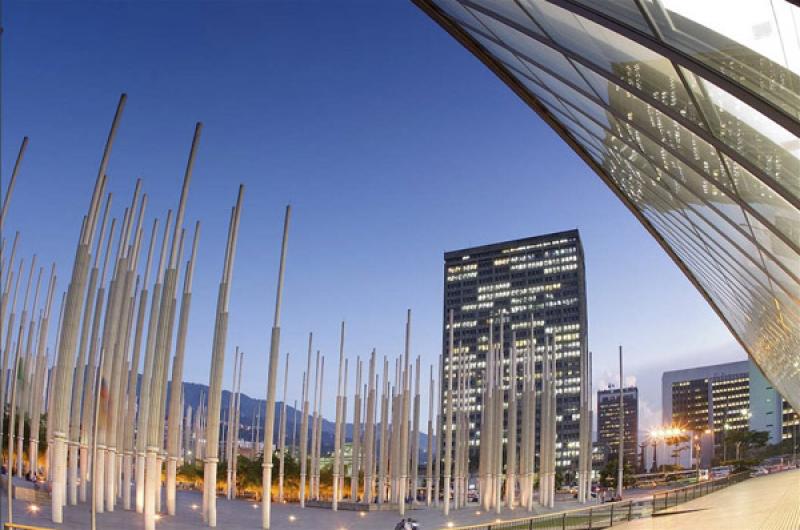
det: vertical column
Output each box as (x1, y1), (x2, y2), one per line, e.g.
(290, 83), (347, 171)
(443, 309), (454, 516)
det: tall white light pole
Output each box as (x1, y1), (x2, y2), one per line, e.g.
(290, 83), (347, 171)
(332, 323), (345, 510)
(298, 334), (312, 508)
(278, 352), (290, 502)
(200, 185), (243, 529)
(617, 345), (624, 500)
(261, 205), (291, 529)
(443, 309), (454, 516)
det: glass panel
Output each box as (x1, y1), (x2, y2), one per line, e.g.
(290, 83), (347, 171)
(512, 68), (571, 112)
(613, 163), (773, 317)
(432, 0), (482, 28)
(567, 0), (655, 35)
(593, 78), (728, 186)
(648, 193), (776, 317)
(521, 0), (704, 125)
(606, 142), (786, 305)
(651, 213), (760, 325)
(648, 211), (745, 322)
(516, 58), (611, 126)
(462, 0), (548, 39)
(463, 0), (548, 38)
(463, 27), (528, 72)
(648, 214), (742, 307)
(723, 154), (800, 252)
(523, 71), (799, 290)
(514, 40), (596, 96)
(681, 66), (800, 203)
(744, 211), (800, 304)
(639, 0), (800, 120)
(682, 205), (778, 302)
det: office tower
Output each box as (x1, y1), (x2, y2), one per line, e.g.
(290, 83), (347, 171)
(442, 229), (588, 474)
(597, 386), (638, 465)
(663, 359), (796, 449)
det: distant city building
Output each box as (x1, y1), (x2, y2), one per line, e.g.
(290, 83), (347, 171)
(596, 386), (638, 466)
(442, 230), (588, 474)
(663, 360), (796, 449)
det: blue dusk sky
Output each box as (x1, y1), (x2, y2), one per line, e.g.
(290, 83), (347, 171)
(2, 0), (745, 430)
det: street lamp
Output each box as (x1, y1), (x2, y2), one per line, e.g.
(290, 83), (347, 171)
(648, 426), (688, 475)
(692, 429), (711, 480)
(723, 423), (731, 462)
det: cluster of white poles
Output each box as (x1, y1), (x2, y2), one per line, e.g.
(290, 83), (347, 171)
(440, 309), (593, 515)
(287, 310), (435, 518)
(0, 94), (294, 530)
(1, 93), (599, 530)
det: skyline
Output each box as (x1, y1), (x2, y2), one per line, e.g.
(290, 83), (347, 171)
(2, 0), (746, 432)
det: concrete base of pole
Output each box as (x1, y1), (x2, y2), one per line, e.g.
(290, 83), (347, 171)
(79, 445), (89, 503)
(44, 447), (49, 481)
(95, 446), (106, 514)
(202, 461), (210, 520)
(105, 449), (116, 511)
(507, 473), (516, 509)
(16, 436), (24, 478)
(135, 452), (145, 513)
(331, 472), (338, 511)
(68, 444), (78, 505)
(166, 457), (177, 515)
(144, 450), (158, 530)
(206, 458), (218, 527)
(442, 474), (450, 516)
(123, 452), (133, 510)
(156, 456), (163, 514)
(117, 452), (124, 500)
(28, 441), (39, 480)
(167, 457), (178, 515)
(51, 435), (67, 523)
(495, 476), (502, 515)
(261, 462), (273, 530)
(299, 473), (306, 508)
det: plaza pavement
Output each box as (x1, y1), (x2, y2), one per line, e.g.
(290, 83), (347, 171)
(615, 468), (800, 530)
(0, 488), (588, 530)
(0, 476), (753, 530)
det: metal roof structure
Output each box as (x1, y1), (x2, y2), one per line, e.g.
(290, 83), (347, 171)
(414, 0), (800, 410)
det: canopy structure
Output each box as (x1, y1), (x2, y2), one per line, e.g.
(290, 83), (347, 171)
(414, 0), (800, 409)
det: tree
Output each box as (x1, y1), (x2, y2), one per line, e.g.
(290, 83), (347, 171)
(726, 430), (769, 461)
(598, 455), (635, 489)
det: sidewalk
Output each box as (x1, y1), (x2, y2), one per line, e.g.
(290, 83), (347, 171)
(615, 469), (800, 530)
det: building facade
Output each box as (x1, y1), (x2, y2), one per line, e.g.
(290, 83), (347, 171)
(442, 230), (588, 474)
(596, 386), (638, 466)
(416, 0), (800, 415)
(663, 360), (795, 447)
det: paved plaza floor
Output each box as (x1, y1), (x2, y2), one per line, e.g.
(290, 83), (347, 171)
(616, 468), (800, 530)
(4, 473), (786, 530)
(0, 488), (586, 530)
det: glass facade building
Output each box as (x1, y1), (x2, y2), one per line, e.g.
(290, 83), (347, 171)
(596, 386), (639, 465)
(443, 230), (588, 473)
(416, 0), (800, 411)
(663, 359), (795, 450)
